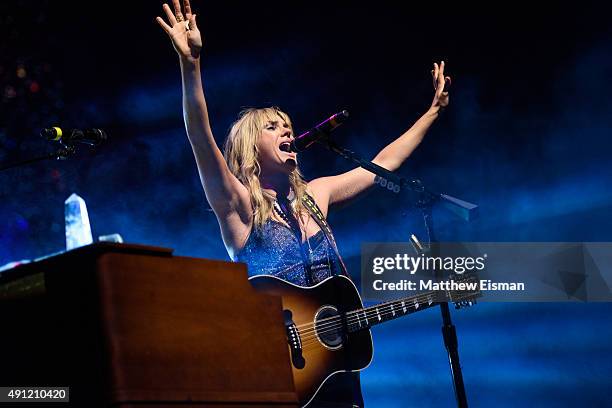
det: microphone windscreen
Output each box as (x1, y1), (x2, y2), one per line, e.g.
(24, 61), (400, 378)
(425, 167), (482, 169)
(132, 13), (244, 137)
(40, 127), (62, 141)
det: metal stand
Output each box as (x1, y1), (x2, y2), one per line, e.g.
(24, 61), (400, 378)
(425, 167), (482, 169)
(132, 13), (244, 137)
(0, 145), (76, 172)
(418, 193), (468, 408)
(316, 133), (476, 408)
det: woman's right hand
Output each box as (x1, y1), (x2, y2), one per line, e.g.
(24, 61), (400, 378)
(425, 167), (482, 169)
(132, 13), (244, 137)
(156, 0), (202, 63)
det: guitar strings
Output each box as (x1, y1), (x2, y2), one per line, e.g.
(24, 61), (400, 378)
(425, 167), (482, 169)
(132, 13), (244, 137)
(298, 287), (481, 347)
(299, 299), (437, 348)
(298, 300), (432, 346)
(297, 294), (435, 342)
(293, 292), (437, 332)
(295, 292), (442, 346)
(296, 291), (438, 334)
(299, 304), (425, 348)
(294, 288), (476, 337)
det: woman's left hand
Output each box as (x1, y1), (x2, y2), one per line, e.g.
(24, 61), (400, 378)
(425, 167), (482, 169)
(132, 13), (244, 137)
(430, 60), (451, 110)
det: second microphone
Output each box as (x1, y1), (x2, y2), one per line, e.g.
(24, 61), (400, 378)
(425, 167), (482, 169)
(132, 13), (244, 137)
(290, 110), (349, 153)
(41, 127), (108, 146)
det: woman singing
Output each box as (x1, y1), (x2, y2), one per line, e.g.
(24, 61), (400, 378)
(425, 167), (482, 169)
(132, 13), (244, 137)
(157, 0), (450, 406)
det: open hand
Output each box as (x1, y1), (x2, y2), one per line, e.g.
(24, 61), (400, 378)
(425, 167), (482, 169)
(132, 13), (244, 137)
(430, 61), (451, 110)
(156, 0), (202, 62)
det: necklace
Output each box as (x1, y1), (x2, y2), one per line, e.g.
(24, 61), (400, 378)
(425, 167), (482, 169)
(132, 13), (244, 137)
(273, 200), (314, 260)
(273, 198), (334, 283)
(272, 200), (292, 228)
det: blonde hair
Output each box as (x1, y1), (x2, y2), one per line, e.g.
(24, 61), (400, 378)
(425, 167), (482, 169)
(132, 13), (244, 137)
(223, 107), (309, 229)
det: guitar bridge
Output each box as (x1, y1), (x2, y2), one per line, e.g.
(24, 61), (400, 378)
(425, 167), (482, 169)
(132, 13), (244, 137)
(284, 309), (305, 369)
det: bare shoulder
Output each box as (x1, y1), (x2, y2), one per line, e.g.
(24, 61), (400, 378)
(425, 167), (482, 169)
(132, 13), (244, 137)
(306, 177), (332, 218)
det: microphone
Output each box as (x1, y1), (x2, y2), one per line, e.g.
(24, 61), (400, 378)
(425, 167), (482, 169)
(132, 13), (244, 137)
(290, 110), (349, 152)
(40, 127), (108, 146)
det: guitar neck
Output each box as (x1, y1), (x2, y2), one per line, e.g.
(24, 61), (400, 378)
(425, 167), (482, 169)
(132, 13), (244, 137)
(346, 291), (440, 332)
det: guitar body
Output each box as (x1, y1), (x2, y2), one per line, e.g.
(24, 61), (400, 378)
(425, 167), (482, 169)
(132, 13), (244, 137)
(249, 274), (373, 407)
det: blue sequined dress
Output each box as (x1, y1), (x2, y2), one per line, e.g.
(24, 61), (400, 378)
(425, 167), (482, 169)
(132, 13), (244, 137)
(235, 219), (343, 285)
(234, 219), (364, 408)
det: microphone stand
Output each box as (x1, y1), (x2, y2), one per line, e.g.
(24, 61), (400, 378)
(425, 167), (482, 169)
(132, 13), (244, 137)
(416, 193), (469, 408)
(0, 145), (76, 172)
(316, 136), (475, 408)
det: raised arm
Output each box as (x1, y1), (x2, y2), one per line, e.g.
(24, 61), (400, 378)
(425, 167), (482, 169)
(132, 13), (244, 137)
(156, 1), (251, 247)
(308, 61), (451, 213)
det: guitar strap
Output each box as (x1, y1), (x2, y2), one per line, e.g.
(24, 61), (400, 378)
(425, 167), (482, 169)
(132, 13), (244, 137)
(302, 193), (349, 277)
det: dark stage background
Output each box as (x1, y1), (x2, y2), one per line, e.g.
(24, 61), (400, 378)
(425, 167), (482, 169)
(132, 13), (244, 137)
(1, 1), (612, 406)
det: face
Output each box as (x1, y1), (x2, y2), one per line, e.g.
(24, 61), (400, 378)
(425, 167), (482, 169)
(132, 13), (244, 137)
(256, 118), (297, 175)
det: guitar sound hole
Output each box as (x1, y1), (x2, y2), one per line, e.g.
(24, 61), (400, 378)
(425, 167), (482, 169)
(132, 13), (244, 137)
(314, 306), (344, 349)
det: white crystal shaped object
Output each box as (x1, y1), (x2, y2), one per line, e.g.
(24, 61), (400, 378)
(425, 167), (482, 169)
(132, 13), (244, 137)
(65, 193), (93, 250)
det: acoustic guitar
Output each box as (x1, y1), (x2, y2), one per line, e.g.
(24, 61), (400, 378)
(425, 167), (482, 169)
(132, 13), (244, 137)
(249, 274), (478, 407)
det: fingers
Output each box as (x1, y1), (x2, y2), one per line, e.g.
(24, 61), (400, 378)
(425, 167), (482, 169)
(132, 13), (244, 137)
(189, 13), (198, 30)
(172, 0), (183, 20)
(444, 76), (452, 92)
(432, 62), (439, 89)
(156, 16), (172, 34)
(183, 0), (192, 18)
(437, 61), (445, 91)
(162, 3), (177, 25)
(431, 60), (451, 105)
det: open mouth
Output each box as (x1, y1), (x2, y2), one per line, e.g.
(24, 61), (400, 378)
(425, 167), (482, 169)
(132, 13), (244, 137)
(279, 141), (292, 153)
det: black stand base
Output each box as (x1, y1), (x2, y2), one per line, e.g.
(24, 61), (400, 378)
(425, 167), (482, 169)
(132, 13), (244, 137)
(440, 302), (469, 407)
